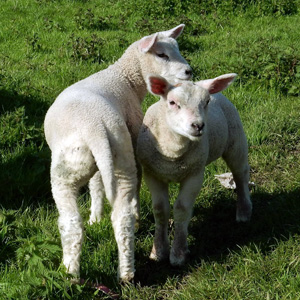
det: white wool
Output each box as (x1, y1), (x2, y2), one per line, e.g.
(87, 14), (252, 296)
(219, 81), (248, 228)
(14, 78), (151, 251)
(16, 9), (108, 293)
(44, 24), (192, 281)
(137, 74), (252, 266)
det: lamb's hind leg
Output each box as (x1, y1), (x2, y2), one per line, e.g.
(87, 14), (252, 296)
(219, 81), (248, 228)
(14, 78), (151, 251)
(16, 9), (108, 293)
(50, 144), (96, 278)
(88, 171), (105, 225)
(109, 133), (138, 282)
(232, 164), (252, 222)
(51, 179), (83, 278)
(111, 179), (136, 282)
(131, 162), (142, 230)
(223, 148), (252, 222)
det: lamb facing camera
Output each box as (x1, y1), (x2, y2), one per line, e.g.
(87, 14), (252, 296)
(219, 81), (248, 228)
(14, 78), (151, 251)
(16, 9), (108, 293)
(137, 74), (252, 266)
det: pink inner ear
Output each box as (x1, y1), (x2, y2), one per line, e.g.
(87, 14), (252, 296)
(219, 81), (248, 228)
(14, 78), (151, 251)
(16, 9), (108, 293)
(139, 34), (157, 52)
(208, 82), (224, 94)
(208, 79), (231, 94)
(197, 74), (236, 94)
(150, 78), (167, 95)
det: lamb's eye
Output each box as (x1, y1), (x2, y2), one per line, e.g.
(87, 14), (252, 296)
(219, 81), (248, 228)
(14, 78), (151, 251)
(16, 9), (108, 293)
(204, 98), (210, 108)
(169, 101), (181, 109)
(157, 53), (169, 60)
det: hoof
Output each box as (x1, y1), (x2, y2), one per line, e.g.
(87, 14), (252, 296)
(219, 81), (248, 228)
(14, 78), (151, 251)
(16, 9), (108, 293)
(236, 203), (252, 222)
(170, 248), (189, 267)
(149, 245), (169, 262)
(118, 272), (135, 283)
(88, 216), (102, 225)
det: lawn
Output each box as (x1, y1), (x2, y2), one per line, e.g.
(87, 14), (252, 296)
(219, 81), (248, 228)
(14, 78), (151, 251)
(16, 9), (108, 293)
(0, 0), (300, 299)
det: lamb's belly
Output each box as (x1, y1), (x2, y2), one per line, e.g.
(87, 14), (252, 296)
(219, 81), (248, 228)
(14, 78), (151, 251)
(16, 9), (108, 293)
(143, 155), (201, 183)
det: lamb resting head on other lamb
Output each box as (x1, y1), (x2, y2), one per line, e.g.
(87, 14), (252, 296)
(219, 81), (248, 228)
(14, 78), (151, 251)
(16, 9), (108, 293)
(44, 24), (192, 282)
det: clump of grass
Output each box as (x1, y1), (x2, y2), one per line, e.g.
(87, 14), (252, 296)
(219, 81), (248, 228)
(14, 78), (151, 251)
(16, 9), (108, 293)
(0, 106), (43, 150)
(74, 8), (113, 31)
(69, 34), (105, 63)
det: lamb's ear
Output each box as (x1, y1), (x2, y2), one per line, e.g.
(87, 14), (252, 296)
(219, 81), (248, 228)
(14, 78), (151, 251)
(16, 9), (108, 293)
(195, 73), (237, 94)
(160, 24), (185, 39)
(147, 75), (171, 98)
(138, 33), (158, 53)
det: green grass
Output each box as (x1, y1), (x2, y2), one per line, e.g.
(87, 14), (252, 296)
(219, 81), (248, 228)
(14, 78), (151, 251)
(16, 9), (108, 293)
(1, 0), (300, 299)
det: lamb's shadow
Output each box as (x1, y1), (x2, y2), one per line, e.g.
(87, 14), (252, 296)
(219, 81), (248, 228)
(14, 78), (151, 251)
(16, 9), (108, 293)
(0, 88), (52, 209)
(134, 187), (300, 286)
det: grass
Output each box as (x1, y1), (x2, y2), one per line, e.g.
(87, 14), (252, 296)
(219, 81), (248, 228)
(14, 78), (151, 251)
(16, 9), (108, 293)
(0, 0), (300, 299)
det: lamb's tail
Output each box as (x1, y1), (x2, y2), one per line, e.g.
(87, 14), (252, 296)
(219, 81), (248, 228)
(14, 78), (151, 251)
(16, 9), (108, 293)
(89, 132), (115, 203)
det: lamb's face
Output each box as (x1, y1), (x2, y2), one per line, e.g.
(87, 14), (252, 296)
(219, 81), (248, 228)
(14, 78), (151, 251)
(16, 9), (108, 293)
(165, 83), (210, 141)
(138, 25), (192, 84)
(146, 73), (237, 141)
(150, 37), (192, 82)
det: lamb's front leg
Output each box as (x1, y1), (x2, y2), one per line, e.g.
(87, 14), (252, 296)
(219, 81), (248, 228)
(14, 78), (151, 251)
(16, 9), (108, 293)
(171, 172), (204, 266)
(144, 173), (170, 262)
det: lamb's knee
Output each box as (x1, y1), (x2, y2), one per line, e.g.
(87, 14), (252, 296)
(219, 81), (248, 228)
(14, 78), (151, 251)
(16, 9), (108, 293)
(153, 202), (170, 221)
(173, 201), (192, 223)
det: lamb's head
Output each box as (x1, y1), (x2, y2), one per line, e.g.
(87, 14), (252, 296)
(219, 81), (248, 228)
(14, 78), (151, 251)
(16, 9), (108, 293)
(147, 73), (237, 141)
(138, 24), (192, 83)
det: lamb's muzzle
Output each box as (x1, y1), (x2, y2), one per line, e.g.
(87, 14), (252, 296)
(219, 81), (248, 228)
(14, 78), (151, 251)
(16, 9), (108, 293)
(191, 122), (205, 136)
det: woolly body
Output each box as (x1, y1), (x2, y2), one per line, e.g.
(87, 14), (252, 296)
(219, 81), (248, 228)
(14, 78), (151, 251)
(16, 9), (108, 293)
(44, 25), (192, 281)
(137, 74), (252, 266)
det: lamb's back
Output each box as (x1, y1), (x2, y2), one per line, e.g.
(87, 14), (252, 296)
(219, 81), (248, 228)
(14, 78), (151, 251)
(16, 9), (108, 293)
(45, 65), (143, 149)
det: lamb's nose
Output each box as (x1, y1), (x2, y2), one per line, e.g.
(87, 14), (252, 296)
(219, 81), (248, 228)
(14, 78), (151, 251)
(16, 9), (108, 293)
(185, 69), (193, 76)
(191, 122), (205, 131)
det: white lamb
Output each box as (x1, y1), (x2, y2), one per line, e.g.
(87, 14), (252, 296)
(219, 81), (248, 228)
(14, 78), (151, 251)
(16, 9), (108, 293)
(44, 24), (192, 282)
(137, 74), (252, 266)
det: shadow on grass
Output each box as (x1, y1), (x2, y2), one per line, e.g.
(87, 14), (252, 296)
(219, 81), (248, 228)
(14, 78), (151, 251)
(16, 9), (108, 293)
(134, 187), (300, 286)
(0, 88), (52, 208)
(0, 88), (50, 126)
(0, 147), (52, 209)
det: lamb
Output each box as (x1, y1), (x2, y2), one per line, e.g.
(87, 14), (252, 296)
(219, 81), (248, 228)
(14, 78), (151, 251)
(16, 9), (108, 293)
(137, 74), (252, 267)
(44, 24), (192, 282)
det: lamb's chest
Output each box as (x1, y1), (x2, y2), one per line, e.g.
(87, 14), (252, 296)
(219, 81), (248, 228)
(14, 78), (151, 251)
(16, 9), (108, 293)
(142, 145), (203, 183)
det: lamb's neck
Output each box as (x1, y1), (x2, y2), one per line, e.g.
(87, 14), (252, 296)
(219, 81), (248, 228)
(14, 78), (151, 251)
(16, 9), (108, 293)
(154, 121), (191, 160)
(113, 42), (147, 103)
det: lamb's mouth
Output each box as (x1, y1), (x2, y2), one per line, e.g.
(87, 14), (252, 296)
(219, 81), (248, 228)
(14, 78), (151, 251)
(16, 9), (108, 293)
(190, 129), (204, 137)
(189, 132), (203, 139)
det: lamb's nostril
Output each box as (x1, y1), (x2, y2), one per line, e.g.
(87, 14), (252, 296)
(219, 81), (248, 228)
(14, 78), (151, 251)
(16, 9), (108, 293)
(185, 69), (192, 76)
(192, 123), (205, 131)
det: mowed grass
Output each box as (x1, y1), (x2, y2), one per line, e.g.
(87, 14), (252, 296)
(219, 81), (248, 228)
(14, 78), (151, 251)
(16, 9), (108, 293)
(1, 0), (300, 299)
